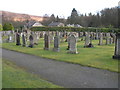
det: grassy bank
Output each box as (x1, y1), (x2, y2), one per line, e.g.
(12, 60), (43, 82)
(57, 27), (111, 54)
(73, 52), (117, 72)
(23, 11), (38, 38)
(2, 38), (119, 72)
(2, 59), (62, 88)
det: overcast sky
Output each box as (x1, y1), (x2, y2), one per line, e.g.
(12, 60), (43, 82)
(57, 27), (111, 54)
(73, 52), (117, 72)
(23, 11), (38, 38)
(0, 0), (119, 18)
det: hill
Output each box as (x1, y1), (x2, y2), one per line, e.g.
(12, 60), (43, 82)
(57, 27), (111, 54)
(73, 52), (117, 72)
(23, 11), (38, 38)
(1, 11), (44, 22)
(0, 11), (47, 28)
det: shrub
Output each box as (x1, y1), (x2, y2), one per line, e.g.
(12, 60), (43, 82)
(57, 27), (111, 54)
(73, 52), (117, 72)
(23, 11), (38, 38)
(3, 23), (14, 31)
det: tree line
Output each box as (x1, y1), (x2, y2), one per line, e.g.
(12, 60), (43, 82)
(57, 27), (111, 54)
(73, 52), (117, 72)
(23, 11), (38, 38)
(1, 6), (119, 30)
(42, 7), (119, 28)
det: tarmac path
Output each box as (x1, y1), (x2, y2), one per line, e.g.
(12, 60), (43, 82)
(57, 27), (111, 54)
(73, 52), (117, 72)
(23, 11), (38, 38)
(2, 48), (119, 88)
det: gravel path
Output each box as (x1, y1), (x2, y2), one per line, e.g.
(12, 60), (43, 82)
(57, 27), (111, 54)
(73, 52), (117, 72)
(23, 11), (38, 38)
(2, 48), (118, 88)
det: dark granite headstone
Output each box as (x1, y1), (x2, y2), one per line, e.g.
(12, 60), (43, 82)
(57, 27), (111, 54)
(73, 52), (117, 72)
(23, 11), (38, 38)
(16, 32), (21, 45)
(53, 32), (60, 52)
(110, 33), (116, 43)
(113, 33), (120, 60)
(28, 33), (34, 48)
(44, 32), (50, 50)
(22, 32), (26, 47)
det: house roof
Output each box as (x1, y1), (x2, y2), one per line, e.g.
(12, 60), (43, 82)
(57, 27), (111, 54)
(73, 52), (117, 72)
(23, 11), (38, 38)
(48, 22), (64, 26)
(32, 22), (43, 27)
(25, 21), (36, 28)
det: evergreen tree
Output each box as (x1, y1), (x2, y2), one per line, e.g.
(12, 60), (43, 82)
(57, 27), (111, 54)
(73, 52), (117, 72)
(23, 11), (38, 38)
(56, 15), (60, 22)
(67, 8), (80, 24)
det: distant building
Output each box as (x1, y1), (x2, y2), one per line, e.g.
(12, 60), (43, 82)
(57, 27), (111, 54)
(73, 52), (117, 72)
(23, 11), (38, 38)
(25, 21), (36, 29)
(74, 24), (82, 28)
(32, 22), (43, 27)
(66, 24), (74, 27)
(48, 22), (64, 27)
(25, 21), (43, 29)
(67, 24), (82, 28)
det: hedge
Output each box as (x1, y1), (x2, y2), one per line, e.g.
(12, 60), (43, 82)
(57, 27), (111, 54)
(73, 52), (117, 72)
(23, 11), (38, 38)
(30, 27), (120, 33)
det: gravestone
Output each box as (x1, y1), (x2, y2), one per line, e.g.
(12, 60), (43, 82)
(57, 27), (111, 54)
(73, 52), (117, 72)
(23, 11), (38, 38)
(66, 34), (71, 50)
(53, 32), (60, 52)
(67, 34), (78, 54)
(16, 32), (21, 45)
(28, 32), (34, 48)
(113, 33), (120, 60)
(26, 31), (30, 46)
(44, 32), (50, 50)
(34, 32), (38, 45)
(60, 32), (65, 43)
(103, 33), (106, 40)
(8, 32), (14, 43)
(84, 32), (90, 47)
(22, 32), (26, 47)
(80, 32), (84, 41)
(13, 32), (16, 43)
(84, 32), (93, 48)
(109, 38), (113, 44)
(110, 33), (116, 43)
(50, 35), (54, 43)
(9, 35), (13, 42)
(40, 32), (43, 38)
(93, 32), (96, 40)
(106, 33), (110, 45)
(78, 32), (81, 38)
(96, 32), (99, 40)
(36, 32), (39, 44)
(98, 33), (103, 45)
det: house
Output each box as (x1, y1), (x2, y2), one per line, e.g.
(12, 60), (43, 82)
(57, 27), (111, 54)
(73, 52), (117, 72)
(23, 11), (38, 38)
(32, 22), (43, 27)
(25, 21), (43, 29)
(48, 22), (64, 27)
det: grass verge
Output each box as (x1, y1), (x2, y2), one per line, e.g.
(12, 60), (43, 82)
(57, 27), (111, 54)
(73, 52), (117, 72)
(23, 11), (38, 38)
(2, 59), (62, 88)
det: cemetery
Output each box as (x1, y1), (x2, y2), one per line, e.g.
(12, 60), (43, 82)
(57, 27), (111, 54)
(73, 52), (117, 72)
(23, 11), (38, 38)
(1, 3), (120, 88)
(1, 27), (120, 72)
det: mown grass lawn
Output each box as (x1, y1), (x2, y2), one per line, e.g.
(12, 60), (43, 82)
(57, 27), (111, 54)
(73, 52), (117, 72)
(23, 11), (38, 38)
(2, 59), (62, 88)
(2, 38), (119, 72)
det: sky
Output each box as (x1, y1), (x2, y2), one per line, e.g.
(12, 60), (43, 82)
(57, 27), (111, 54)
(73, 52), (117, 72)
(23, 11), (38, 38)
(0, 0), (119, 18)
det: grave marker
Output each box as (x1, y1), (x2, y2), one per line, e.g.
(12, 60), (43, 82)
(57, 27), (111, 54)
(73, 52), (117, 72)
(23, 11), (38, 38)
(44, 32), (50, 50)
(67, 34), (78, 54)
(113, 33), (120, 60)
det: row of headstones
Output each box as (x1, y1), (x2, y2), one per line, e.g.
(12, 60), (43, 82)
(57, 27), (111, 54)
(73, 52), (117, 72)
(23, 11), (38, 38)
(0, 31), (116, 45)
(0, 30), (117, 49)
(84, 32), (116, 47)
(0, 30), (119, 59)
(16, 31), (120, 59)
(0, 31), (15, 43)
